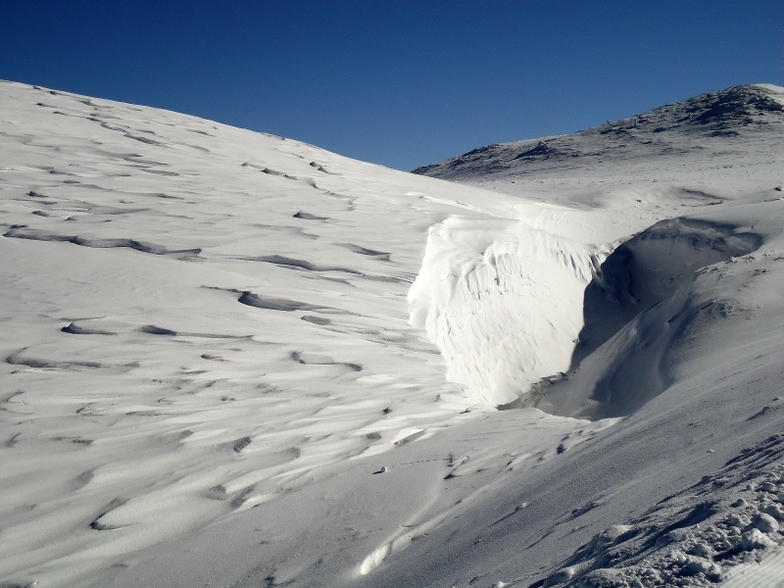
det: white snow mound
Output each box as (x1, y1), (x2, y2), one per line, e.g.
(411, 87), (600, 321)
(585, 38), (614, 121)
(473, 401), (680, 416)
(408, 215), (599, 406)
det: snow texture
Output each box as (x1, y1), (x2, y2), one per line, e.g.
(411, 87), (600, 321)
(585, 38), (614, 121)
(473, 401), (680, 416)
(0, 80), (783, 588)
(408, 216), (598, 406)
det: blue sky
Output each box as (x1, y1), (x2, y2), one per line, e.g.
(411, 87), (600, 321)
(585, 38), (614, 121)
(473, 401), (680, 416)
(1, 1), (782, 170)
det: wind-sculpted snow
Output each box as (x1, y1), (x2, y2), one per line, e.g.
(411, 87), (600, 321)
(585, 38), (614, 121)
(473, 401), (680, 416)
(408, 216), (599, 406)
(1, 80), (783, 588)
(0, 80), (511, 586)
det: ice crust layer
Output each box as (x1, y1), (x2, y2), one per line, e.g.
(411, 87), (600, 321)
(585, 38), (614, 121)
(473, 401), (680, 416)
(408, 216), (599, 406)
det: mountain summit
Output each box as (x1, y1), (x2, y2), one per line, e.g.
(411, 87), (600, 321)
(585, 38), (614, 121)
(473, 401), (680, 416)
(413, 83), (784, 182)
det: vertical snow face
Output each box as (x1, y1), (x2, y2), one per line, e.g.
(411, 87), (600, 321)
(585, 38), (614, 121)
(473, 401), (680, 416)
(408, 216), (597, 406)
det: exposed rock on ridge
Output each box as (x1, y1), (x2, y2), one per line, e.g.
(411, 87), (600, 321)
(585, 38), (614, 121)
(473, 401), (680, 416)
(413, 84), (784, 180)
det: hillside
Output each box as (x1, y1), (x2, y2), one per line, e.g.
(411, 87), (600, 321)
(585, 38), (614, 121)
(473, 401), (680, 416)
(0, 81), (783, 588)
(413, 84), (784, 189)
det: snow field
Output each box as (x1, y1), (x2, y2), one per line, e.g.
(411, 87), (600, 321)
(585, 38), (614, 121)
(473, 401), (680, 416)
(1, 80), (783, 588)
(0, 81), (504, 586)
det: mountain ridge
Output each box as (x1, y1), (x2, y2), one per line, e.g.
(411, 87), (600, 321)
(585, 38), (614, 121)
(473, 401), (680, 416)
(413, 83), (784, 181)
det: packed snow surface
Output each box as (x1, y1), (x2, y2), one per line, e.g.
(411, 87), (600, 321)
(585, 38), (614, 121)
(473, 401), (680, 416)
(1, 81), (783, 588)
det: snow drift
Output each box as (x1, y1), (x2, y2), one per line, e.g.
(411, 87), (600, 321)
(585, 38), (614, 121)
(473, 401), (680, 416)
(408, 216), (600, 406)
(1, 80), (783, 588)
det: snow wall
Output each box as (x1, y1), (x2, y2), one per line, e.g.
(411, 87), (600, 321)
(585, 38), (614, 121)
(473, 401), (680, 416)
(408, 216), (599, 406)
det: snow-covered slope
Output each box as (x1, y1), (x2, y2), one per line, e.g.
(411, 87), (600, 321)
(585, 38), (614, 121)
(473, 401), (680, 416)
(1, 81), (783, 588)
(414, 84), (784, 189)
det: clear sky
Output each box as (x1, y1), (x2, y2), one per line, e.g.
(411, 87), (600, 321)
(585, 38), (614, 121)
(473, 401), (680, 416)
(1, 1), (782, 171)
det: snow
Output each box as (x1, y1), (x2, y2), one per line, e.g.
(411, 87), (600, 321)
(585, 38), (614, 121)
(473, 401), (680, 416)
(1, 80), (783, 588)
(408, 216), (599, 406)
